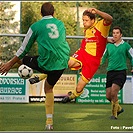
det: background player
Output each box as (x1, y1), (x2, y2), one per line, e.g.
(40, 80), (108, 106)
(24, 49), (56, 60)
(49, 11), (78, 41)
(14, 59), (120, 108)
(101, 26), (133, 119)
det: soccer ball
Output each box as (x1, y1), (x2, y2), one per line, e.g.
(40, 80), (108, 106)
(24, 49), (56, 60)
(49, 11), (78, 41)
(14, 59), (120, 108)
(18, 64), (33, 79)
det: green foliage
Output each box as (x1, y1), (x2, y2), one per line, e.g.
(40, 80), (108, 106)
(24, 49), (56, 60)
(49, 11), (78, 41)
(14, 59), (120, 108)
(21, 2), (77, 35)
(94, 2), (133, 38)
(68, 1), (95, 7)
(52, 2), (77, 36)
(0, 2), (19, 64)
(0, 2), (18, 33)
(21, 2), (42, 56)
(21, 2), (42, 34)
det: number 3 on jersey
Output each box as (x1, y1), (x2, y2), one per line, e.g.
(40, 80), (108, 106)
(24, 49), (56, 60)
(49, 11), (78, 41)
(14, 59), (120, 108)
(46, 24), (59, 39)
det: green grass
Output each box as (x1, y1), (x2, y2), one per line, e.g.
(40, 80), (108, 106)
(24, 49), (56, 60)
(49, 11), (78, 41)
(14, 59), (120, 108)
(0, 103), (133, 132)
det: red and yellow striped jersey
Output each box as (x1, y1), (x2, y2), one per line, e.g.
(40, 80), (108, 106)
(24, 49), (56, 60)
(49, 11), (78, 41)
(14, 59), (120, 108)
(81, 19), (111, 58)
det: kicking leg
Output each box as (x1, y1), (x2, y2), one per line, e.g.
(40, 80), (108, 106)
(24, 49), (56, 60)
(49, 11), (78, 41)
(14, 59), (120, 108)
(62, 77), (87, 103)
(29, 73), (47, 84)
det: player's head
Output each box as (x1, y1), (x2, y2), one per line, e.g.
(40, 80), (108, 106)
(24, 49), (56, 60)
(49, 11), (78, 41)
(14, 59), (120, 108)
(41, 2), (54, 17)
(112, 26), (122, 42)
(113, 26), (122, 34)
(82, 10), (96, 29)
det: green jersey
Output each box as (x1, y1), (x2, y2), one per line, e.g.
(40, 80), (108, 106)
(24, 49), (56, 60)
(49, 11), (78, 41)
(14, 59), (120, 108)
(16, 16), (70, 71)
(101, 40), (133, 71)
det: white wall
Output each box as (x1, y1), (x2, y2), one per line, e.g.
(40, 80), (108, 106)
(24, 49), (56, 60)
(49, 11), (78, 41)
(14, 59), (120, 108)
(123, 76), (133, 104)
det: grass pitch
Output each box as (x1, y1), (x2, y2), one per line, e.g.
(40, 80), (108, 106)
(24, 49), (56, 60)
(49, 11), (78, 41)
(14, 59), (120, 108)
(0, 102), (133, 132)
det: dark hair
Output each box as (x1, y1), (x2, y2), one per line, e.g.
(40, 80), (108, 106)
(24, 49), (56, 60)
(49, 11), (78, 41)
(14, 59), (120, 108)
(83, 10), (96, 20)
(41, 2), (54, 16)
(113, 26), (122, 34)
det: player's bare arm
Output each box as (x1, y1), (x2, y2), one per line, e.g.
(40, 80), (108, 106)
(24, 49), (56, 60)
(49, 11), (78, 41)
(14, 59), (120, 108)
(87, 8), (113, 24)
(0, 56), (20, 75)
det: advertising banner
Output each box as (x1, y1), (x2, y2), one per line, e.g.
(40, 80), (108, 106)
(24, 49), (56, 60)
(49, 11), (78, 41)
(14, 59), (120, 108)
(29, 74), (77, 102)
(76, 74), (123, 104)
(0, 73), (29, 103)
(1, 73), (132, 104)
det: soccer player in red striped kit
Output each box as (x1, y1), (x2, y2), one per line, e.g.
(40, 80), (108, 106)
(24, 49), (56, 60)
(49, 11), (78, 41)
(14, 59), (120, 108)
(62, 8), (113, 103)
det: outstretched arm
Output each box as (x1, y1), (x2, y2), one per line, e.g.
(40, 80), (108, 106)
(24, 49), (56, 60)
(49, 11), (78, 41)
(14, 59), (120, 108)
(0, 56), (21, 75)
(0, 27), (36, 76)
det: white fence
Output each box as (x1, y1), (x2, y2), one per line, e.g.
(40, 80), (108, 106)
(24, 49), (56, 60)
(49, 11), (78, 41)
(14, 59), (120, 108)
(0, 34), (133, 40)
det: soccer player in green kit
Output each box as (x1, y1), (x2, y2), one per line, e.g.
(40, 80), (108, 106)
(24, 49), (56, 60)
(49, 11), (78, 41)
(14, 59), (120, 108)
(101, 26), (133, 119)
(0, 2), (70, 130)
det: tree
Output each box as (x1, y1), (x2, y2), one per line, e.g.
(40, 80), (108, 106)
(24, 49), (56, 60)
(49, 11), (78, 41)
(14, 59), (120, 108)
(94, 2), (133, 38)
(21, 2), (40, 56)
(0, 2), (19, 64)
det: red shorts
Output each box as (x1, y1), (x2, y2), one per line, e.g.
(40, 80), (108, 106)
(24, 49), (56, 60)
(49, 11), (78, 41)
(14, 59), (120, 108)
(70, 48), (101, 83)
